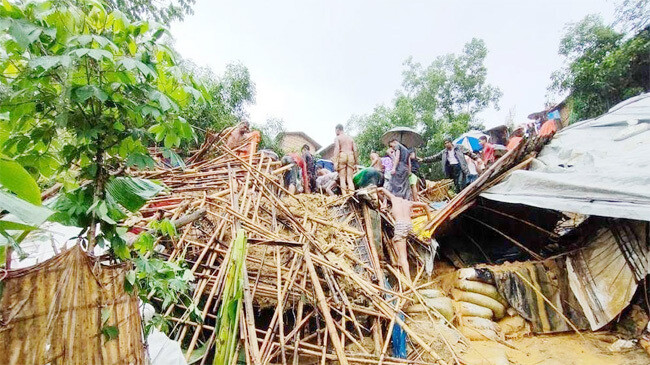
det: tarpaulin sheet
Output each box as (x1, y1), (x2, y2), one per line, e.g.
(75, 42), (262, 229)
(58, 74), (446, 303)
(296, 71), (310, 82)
(482, 93), (650, 221)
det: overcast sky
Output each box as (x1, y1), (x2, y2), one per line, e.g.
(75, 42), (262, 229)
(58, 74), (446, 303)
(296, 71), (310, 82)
(171, 0), (617, 147)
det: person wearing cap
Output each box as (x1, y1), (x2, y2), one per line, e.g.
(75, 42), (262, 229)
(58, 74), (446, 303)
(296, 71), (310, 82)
(441, 138), (469, 193)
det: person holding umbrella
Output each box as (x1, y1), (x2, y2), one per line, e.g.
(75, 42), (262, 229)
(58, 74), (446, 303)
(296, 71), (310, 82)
(381, 127), (425, 200)
(388, 139), (412, 200)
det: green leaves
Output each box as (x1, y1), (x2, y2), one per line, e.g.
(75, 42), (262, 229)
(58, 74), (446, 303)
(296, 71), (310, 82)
(117, 57), (156, 78)
(68, 48), (114, 62)
(72, 85), (108, 103)
(29, 56), (72, 71)
(0, 158), (41, 205)
(106, 177), (164, 213)
(213, 229), (248, 365)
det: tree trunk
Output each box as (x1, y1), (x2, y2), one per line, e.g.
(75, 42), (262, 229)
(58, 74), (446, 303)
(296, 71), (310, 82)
(87, 146), (105, 251)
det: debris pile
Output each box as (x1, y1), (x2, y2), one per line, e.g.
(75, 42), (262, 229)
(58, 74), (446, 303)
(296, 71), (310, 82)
(134, 146), (462, 364)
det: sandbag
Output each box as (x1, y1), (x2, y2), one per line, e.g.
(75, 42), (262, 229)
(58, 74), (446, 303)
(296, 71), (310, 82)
(405, 297), (454, 321)
(420, 288), (444, 299)
(498, 315), (530, 338)
(457, 268), (495, 283)
(425, 297), (454, 321)
(459, 317), (502, 342)
(455, 279), (508, 307)
(457, 301), (493, 319)
(453, 289), (506, 319)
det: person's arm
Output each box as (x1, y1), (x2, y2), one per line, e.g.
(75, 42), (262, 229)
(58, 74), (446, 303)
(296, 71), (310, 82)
(412, 202), (433, 220)
(333, 138), (340, 169)
(352, 141), (359, 165)
(392, 148), (400, 174)
(377, 187), (395, 202)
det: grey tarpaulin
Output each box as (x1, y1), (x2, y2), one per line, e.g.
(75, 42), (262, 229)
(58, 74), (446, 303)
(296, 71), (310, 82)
(481, 93), (650, 221)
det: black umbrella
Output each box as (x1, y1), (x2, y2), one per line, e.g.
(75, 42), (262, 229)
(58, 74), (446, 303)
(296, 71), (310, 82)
(381, 127), (424, 148)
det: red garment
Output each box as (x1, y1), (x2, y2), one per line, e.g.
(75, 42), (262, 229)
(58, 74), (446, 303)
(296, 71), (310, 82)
(506, 136), (523, 151)
(539, 119), (558, 137)
(482, 142), (495, 164)
(289, 153), (309, 191)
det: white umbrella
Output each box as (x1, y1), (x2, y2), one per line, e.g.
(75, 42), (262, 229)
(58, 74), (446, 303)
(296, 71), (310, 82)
(381, 126), (424, 148)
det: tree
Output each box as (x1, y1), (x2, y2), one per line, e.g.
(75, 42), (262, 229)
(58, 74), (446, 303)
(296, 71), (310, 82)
(350, 39), (500, 179)
(0, 0), (204, 251)
(180, 61), (256, 148)
(550, 15), (650, 122)
(0, 0), (202, 330)
(256, 117), (286, 156)
(104, 0), (196, 23)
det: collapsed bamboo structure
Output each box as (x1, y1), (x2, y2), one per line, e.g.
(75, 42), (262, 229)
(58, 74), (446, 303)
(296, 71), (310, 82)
(132, 143), (463, 364)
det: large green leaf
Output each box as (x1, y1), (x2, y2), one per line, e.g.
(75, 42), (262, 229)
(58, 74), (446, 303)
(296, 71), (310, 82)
(0, 158), (41, 205)
(0, 190), (53, 226)
(105, 177), (164, 212)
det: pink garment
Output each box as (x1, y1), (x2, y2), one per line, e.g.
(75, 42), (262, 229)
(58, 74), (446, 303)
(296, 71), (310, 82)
(381, 156), (393, 173)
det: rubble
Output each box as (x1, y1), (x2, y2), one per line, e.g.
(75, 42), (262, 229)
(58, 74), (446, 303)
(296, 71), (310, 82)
(133, 143), (465, 364)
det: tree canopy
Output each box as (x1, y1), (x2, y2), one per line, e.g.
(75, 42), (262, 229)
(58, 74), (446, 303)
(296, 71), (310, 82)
(105, 0), (196, 23)
(550, 7), (650, 122)
(349, 38), (500, 179)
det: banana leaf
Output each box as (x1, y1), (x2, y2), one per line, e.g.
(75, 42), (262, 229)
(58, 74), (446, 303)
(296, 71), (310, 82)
(105, 177), (164, 212)
(212, 229), (247, 365)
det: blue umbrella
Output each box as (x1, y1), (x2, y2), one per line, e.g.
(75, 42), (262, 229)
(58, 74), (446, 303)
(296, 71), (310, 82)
(453, 130), (487, 152)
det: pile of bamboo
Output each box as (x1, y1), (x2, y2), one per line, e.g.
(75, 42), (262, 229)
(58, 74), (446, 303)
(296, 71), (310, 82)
(132, 145), (461, 364)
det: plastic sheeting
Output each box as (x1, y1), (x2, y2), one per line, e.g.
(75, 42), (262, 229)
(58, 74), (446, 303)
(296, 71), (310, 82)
(482, 93), (650, 221)
(566, 221), (649, 330)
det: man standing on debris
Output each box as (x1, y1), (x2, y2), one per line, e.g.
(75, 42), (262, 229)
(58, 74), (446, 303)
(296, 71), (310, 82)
(301, 144), (316, 193)
(333, 124), (358, 194)
(441, 138), (469, 193)
(377, 187), (432, 280)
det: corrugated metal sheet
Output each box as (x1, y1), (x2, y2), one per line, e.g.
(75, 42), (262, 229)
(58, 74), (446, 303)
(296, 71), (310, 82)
(0, 245), (145, 364)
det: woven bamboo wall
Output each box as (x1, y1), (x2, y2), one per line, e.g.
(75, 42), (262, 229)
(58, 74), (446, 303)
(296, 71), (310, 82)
(0, 245), (145, 365)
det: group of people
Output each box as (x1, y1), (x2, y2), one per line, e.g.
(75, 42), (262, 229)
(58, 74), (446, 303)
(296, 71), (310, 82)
(436, 136), (493, 193)
(275, 124), (425, 204)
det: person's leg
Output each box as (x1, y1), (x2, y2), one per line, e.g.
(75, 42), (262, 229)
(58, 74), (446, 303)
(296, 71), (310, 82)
(337, 153), (348, 193)
(346, 164), (354, 193)
(394, 237), (410, 280)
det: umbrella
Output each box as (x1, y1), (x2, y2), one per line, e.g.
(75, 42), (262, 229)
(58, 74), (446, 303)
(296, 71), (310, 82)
(381, 127), (424, 148)
(453, 130), (487, 152)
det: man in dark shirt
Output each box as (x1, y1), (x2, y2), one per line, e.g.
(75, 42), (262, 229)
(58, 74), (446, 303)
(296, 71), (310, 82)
(301, 144), (316, 193)
(441, 139), (469, 193)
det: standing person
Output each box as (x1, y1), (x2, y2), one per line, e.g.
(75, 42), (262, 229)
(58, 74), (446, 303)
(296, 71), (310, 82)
(377, 188), (432, 280)
(409, 148), (420, 201)
(441, 139), (469, 193)
(388, 140), (412, 200)
(381, 148), (394, 187)
(478, 136), (495, 166)
(301, 144), (316, 193)
(464, 151), (480, 187)
(333, 124), (358, 194)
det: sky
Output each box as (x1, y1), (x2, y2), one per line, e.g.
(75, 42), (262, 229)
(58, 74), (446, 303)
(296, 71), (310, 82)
(170, 0), (618, 148)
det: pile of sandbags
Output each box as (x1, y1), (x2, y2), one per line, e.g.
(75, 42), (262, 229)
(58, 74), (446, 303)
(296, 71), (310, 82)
(453, 268), (509, 341)
(406, 288), (455, 321)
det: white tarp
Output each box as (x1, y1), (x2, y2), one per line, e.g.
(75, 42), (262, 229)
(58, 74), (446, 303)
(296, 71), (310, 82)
(481, 93), (650, 221)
